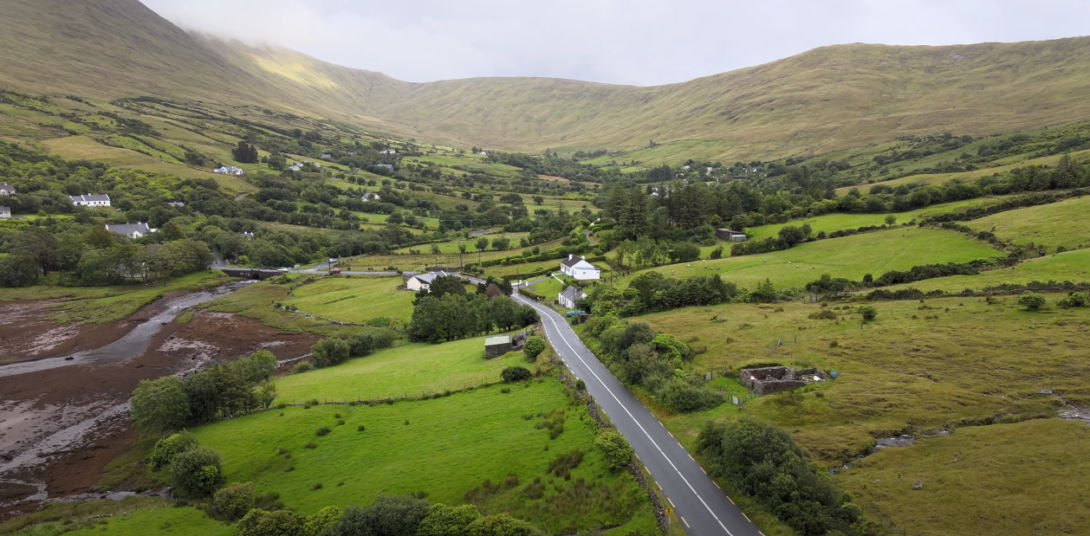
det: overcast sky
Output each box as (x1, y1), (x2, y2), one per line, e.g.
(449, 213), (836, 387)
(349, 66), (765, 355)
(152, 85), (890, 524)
(143, 0), (1090, 86)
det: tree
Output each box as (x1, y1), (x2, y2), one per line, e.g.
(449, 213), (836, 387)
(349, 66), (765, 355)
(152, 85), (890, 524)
(150, 430), (199, 469)
(491, 237), (510, 251)
(330, 495), (431, 536)
(669, 242), (701, 263)
(185, 150), (206, 166)
(885, 214), (897, 226)
(213, 482), (255, 521)
(857, 305), (878, 321)
(501, 366), (532, 383)
(131, 376), (190, 435)
(12, 226), (59, 276)
(475, 237), (490, 252)
(303, 506), (344, 536)
(532, 196), (544, 205)
(466, 514), (538, 536)
(170, 446), (224, 497)
(595, 431), (633, 472)
(0, 254), (40, 287)
(233, 141), (260, 164)
(417, 504), (481, 536)
(312, 338), (351, 368)
(1018, 291), (1047, 311)
(161, 220), (188, 241)
(777, 225), (807, 247)
(522, 336), (545, 361)
(420, 275), (467, 301)
(238, 509), (308, 536)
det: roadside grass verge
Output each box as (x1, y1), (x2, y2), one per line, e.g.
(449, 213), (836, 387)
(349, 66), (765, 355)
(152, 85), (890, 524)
(744, 197), (1002, 240)
(617, 227), (1003, 290)
(965, 195), (1090, 252)
(0, 271), (233, 324)
(834, 418), (1090, 536)
(277, 337), (530, 402)
(283, 275), (414, 324)
(193, 379), (658, 534)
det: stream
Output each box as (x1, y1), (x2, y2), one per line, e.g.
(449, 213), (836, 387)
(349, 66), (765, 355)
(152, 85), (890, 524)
(0, 281), (252, 379)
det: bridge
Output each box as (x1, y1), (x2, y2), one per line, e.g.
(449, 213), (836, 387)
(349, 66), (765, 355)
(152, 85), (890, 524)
(219, 268), (283, 280)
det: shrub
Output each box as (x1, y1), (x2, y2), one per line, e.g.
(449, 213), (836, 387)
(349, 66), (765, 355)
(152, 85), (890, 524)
(213, 482), (254, 521)
(595, 431), (633, 472)
(312, 482), (323, 490)
(857, 305), (878, 321)
(130, 376), (190, 435)
(807, 309), (837, 320)
(1061, 292), (1088, 308)
(657, 378), (724, 413)
(316, 426), (331, 436)
(329, 495), (431, 536)
(466, 514), (538, 536)
(501, 366), (532, 383)
(149, 430), (198, 470)
(522, 336), (546, 361)
(337, 419), (345, 426)
(237, 509), (307, 536)
(311, 338), (351, 368)
(574, 379), (586, 391)
(302, 506), (343, 536)
(1018, 291), (1047, 311)
(358, 425), (366, 432)
(292, 361), (314, 374)
(304, 441), (316, 449)
(169, 446), (224, 497)
(417, 504), (481, 536)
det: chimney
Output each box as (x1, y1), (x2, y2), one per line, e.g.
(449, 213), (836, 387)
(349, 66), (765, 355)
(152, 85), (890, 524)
(568, 254), (573, 260)
(581, 256), (586, 260)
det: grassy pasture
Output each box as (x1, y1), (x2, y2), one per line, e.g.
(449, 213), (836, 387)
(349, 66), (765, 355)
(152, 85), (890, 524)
(276, 336), (530, 403)
(65, 506), (233, 536)
(744, 197), (1003, 240)
(965, 195), (1090, 252)
(877, 248), (1090, 293)
(617, 227), (1002, 290)
(283, 275), (415, 323)
(194, 379), (658, 533)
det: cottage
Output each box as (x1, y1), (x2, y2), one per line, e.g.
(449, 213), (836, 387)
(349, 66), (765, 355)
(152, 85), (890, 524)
(0, 184), (14, 195)
(484, 335), (513, 359)
(213, 166), (244, 176)
(288, 163), (303, 172)
(380, 148), (397, 155)
(405, 270), (450, 292)
(559, 255), (600, 281)
(361, 192), (381, 202)
(558, 285), (587, 309)
(167, 201), (185, 208)
(377, 163), (394, 172)
(716, 229), (747, 242)
(0, 206), (10, 219)
(70, 194), (111, 207)
(320, 154), (332, 160)
(105, 222), (156, 239)
(241, 231), (255, 240)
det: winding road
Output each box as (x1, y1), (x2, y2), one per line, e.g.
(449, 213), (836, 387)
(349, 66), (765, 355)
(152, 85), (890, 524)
(512, 292), (763, 536)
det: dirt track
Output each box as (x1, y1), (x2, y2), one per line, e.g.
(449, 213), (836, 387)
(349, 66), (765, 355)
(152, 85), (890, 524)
(0, 303), (319, 519)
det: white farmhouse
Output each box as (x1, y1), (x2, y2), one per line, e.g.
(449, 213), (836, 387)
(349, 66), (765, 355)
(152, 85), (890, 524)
(560, 255), (600, 281)
(405, 271), (450, 292)
(558, 285), (587, 309)
(361, 192), (381, 202)
(105, 222), (157, 239)
(0, 184), (15, 195)
(0, 206), (11, 219)
(70, 194), (111, 207)
(380, 148), (397, 155)
(214, 166), (245, 176)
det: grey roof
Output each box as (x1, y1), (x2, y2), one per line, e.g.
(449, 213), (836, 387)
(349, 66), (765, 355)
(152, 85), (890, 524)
(561, 255), (597, 269)
(0, 184), (14, 193)
(71, 194), (110, 203)
(717, 228), (745, 235)
(560, 285), (587, 303)
(413, 270), (449, 284)
(0, 206), (10, 213)
(105, 222), (153, 235)
(485, 335), (512, 346)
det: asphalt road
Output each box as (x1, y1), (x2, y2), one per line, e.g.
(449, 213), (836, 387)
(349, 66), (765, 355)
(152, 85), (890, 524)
(512, 292), (763, 536)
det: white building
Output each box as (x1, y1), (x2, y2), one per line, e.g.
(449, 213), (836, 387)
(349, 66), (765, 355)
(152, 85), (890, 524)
(560, 255), (600, 281)
(405, 271), (450, 292)
(167, 201), (185, 208)
(105, 222), (156, 239)
(361, 192), (381, 202)
(0, 206), (10, 219)
(70, 194), (111, 207)
(241, 231), (255, 240)
(380, 148), (397, 154)
(214, 166), (244, 176)
(0, 184), (14, 195)
(558, 285), (587, 309)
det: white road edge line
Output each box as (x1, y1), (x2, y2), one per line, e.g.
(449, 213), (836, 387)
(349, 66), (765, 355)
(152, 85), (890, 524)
(520, 297), (737, 536)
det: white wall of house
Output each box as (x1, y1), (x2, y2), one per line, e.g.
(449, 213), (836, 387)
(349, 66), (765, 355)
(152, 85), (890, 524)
(406, 277), (428, 292)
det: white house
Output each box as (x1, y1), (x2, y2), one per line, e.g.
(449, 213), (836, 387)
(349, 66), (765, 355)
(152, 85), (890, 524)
(105, 222), (156, 239)
(560, 255), (600, 281)
(288, 163), (303, 172)
(558, 285), (587, 309)
(0, 184), (14, 195)
(0, 206), (11, 219)
(361, 192), (381, 202)
(214, 166), (245, 176)
(70, 194), (111, 207)
(380, 148), (397, 155)
(167, 201), (185, 208)
(241, 231), (255, 240)
(406, 271), (450, 292)
(320, 154), (332, 160)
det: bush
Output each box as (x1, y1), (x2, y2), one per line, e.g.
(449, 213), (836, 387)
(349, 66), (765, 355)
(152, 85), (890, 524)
(466, 514), (538, 536)
(169, 446), (224, 497)
(417, 504), (482, 536)
(1018, 291), (1047, 311)
(130, 376), (190, 435)
(1061, 292), (1088, 308)
(149, 430), (198, 470)
(237, 509), (307, 536)
(594, 431), (633, 472)
(522, 336), (546, 361)
(329, 495), (431, 536)
(658, 378), (724, 413)
(213, 482), (255, 521)
(293, 361), (314, 374)
(302, 506), (343, 536)
(312, 338), (351, 368)
(857, 305), (878, 321)
(501, 366), (532, 383)
(316, 426), (331, 437)
(807, 309), (837, 320)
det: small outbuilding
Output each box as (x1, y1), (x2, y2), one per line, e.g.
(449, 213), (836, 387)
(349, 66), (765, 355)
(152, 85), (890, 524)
(740, 365), (825, 395)
(716, 229), (747, 242)
(485, 335), (514, 358)
(0, 184), (15, 195)
(0, 206), (10, 219)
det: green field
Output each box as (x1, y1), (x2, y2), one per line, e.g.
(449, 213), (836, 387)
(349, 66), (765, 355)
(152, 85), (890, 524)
(277, 337), (530, 403)
(966, 195), (1090, 252)
(619, 227), (1002, 290)
(66, 506), (233, 536)
(744, 198), (1003, 240)
(193, 379), (658, 534)
(879, 248), (1090, 293)
(284, 276), (415, 323)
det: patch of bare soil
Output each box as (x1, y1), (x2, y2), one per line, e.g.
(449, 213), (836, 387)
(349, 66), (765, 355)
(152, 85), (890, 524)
(0, 310), (319, 519)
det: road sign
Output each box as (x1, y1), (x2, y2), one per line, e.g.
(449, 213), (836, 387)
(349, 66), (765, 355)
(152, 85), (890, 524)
(664, 507), (674, 516)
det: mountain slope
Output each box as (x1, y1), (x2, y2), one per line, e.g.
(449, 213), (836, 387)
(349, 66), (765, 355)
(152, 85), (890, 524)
(2, 0), (1090, 161)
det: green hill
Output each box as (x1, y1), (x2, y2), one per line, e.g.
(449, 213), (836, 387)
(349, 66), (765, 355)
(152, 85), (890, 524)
(3, 0), (1090, 160)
